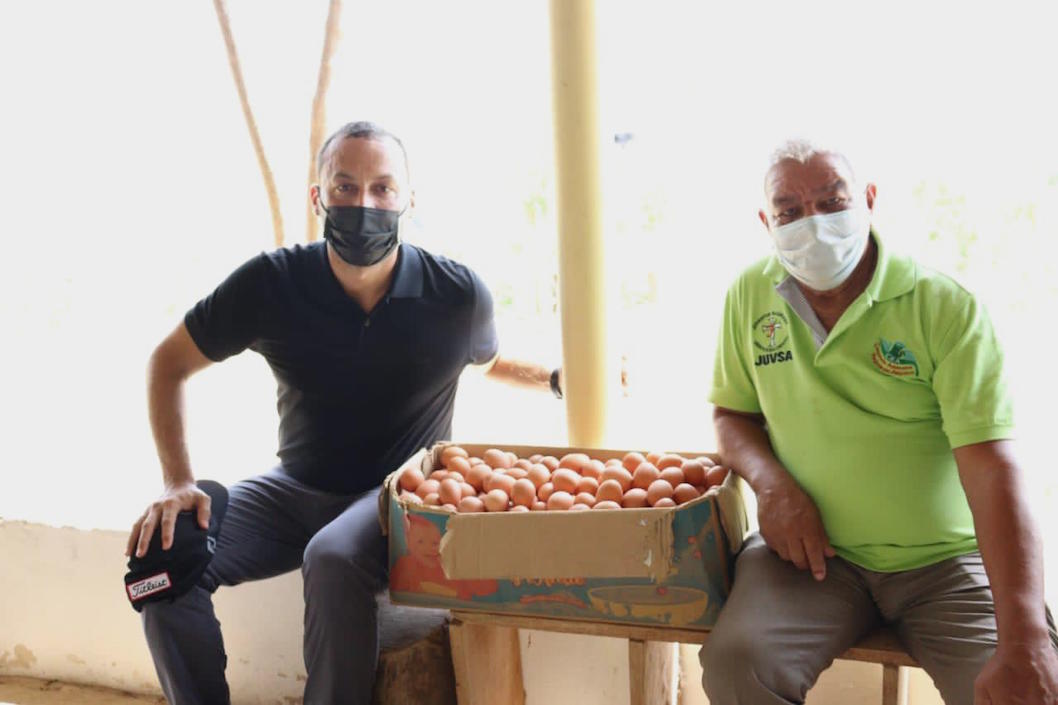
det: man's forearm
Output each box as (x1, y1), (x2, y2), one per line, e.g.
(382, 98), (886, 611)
(484, 356), (553, 392)
(714, 408), (795, 494)
(147, 352), (196, 488)
(957, 445), (1050, 646)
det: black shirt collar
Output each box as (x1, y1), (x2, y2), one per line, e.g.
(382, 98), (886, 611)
(316, 242), (423, 304)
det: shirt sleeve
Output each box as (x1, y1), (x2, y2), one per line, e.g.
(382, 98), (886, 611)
(467, 270), (499, 365)
(184, 254), (269, 362)
(931, 295), (1015, 448)
(709, 278), (762, 413)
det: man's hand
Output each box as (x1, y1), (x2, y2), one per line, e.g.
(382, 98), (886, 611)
(126, 483), (212, 558)
(756, 474), (836, 581)
(975, 640), (1058, 704)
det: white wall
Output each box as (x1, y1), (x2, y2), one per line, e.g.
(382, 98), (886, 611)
(0, 521), (305, 703)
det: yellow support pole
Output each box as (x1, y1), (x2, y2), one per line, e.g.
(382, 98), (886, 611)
(549, 0), (611, 448)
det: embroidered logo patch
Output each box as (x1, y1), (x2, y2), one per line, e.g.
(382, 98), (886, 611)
(872, 338), (919, 377)
(753, 311), (793, 367)
(127, 572), (172, 601)
(753, 311), (790, 351)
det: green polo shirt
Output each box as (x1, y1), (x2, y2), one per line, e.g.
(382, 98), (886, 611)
(711, 233), (1015, 572)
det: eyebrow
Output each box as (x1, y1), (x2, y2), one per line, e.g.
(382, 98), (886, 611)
(771, 178), (848, 207)
(331, 171), (398, 183)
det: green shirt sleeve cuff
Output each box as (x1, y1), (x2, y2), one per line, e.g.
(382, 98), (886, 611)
(946, 424), (1016, 449)
(709, 389), (762, 415)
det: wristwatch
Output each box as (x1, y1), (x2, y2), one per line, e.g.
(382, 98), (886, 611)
(550, 368), (563, 399)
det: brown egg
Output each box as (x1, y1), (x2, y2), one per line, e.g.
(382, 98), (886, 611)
(415, 479), (441, 499)
(621, 488), (649, 508)
(570, 503), (591, 511)
(466, 465), (492, 491)
(447, 456), (472, 478)
(540, 456), (560, 471)
(593, 500), (621, 510)
(551, 468), (580, 494)
(693, 484), (708, 495)
(600, 466), (633, 492)
(510, 504), (530, 513)
(706, 465), (730, 487)
(604, 458), (623, 468)
(582, 459), (605, 480)
(441, 503), (458, 512)
(512, 478), (537, 507)
(656, 454), (686, 470)
(487, 473), (517, 496)
(505, 451), (519, 467)
(532, 500), (547, 511)
(441, 445), (469, 466)
(632, 462), (660, 490)
(513, 458), (534, 471)
(506, 467), (530, 480)
(697, 455), (717, 467)
(527, 464), (551, 488)
(439, 479), (463, 506)
(622, 452), (646, 474)
(680, 459), (706, 486)
(653, 497), (677, 508)
(400, 491), (423, 505)
(646, 479), (674, 506)
(595, 479), (625, 504)
(483, 489), (510, 512)
(645, 451), (662, 464)
(460, 482), (477, 499)
(575, 476), (599, 495)
(575, 492), (597, 507)
(558, 453), (590, 473)
(458, 496), (485, 513)
(660, 467), (685, 488)
(673, 483), (700, 505)
(423, 492), (441, 506)
(399, 467), (425, 492)
(547, 491), (575, 511)
(529, 454), (544, 463)
(430, 470), (451, 482)
(537, 482), (555, 501)
(468, 456), (485, 466)
(483, 448), (512, 469)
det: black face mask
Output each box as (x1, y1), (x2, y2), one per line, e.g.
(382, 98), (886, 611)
(319, 202), (404, 266)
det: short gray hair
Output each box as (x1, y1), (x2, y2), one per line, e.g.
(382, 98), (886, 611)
(767, 138), (856, 183)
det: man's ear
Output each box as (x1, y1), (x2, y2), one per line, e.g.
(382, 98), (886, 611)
(310, 183), (323, 216)
(758, 209), (771, 232)
(864, 183), (877, 212)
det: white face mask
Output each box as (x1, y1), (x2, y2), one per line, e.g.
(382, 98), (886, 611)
(768, 205), (871, 291)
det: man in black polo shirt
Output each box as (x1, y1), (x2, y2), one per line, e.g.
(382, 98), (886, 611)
(126, 121), (563, 705)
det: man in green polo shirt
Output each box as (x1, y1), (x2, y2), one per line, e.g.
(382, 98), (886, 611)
(700, 140), (1058, 704)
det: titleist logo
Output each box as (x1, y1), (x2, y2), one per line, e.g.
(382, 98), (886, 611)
(127, 572), (172, 601)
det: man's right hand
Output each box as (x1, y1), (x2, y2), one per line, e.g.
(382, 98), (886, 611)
(756, 475), (836, 581)
(126, 483), (212, 558)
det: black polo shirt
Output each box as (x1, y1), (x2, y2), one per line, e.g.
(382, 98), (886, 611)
(184, 242), (498, 494)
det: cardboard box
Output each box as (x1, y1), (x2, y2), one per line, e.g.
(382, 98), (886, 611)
(379, 443), (748, 630)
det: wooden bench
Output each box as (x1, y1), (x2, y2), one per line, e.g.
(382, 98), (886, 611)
(372, 593), (457, 705)
(448, 611), (917, 705)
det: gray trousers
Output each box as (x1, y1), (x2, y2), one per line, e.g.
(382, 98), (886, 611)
(701, 533), (1058, 704)
(142, 468), (388, 705)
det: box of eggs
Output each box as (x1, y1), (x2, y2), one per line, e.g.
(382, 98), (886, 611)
(379, 443), (749, 630)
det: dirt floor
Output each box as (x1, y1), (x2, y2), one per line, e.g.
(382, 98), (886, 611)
(0, 677), (164, 705)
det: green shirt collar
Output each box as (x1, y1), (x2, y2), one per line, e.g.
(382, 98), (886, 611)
(762, 230), (916, 303)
